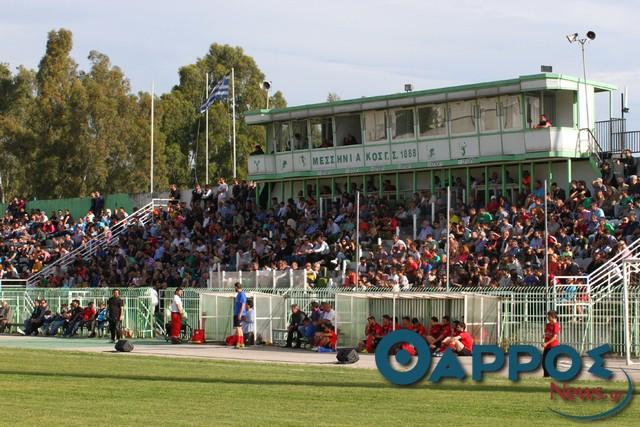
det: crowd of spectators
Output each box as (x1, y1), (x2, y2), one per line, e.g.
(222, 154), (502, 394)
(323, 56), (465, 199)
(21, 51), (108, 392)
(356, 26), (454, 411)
(1, 150), (638, 295)
(0, 192), (128, 281)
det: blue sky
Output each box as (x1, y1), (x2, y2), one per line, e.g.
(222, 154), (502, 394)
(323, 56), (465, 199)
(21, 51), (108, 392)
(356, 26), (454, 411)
(2, 0), (639, 129)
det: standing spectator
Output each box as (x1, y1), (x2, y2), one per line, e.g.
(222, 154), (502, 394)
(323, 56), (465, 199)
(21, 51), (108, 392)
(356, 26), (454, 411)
(233, 282), (247, 349)
(622, 149), (638, 178)
(169, 287), (184, 344)
(242, 299), (255, 345)
(0, 301), (13, 333)
(169, 184), (180, 205)
(107, 289), (124, 343)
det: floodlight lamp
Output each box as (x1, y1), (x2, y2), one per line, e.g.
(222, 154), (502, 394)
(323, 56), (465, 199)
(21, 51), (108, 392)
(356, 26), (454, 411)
(586, 31), (596, 40)
(566, 33), (578, 43)
(262, 81), (272, 91)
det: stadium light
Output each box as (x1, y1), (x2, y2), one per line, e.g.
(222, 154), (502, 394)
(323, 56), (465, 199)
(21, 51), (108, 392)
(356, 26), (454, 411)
(262, 80), (272, 109)
(566, 31), (596, 132)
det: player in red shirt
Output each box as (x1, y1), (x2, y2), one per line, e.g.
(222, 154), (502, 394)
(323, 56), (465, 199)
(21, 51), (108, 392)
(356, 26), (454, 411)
(412, 318), (427, 337)
(444, 320), (473, 356)
(401, 316), (413, 330)
(381, 315), (394, 335)
(427, 315), (451, 353)
(542, 310), (560, 377)
(358, 316), (384, 353)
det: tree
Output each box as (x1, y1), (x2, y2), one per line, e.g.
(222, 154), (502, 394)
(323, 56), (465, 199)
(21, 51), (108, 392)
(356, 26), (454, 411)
(0, 64), (36, 199)
(160, 43), (286, 182)
(327, 92), (341, 102)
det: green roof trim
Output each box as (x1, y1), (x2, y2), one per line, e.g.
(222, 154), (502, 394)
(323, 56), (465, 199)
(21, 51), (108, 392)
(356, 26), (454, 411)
(245, 73), (616, 118)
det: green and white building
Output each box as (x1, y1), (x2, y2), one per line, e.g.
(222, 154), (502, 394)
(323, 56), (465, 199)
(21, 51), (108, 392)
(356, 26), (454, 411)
(245, 73), (617, 206)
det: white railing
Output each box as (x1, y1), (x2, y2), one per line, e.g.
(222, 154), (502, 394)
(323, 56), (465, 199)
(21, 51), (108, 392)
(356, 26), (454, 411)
(586, 237), (640, 303)
(207, 268), (345, 290)
(26, 199), (170, 287)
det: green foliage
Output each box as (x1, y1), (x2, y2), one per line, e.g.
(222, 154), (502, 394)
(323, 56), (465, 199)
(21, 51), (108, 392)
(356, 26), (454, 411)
(0, 31), (285, 199)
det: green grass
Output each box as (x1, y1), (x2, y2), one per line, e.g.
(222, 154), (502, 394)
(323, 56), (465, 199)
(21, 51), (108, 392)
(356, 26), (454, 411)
(0, 348), (637, 426)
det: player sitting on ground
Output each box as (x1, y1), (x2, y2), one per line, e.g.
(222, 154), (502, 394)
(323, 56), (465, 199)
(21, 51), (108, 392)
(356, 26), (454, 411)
(442, 320), (474, 356)
(357, 316), (384, 353)
(411, 318), (427, 337)
(427, 315), (451, 353)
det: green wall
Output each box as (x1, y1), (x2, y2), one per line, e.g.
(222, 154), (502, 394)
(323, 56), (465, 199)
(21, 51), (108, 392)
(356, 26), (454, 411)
(0, 193), (134, 220)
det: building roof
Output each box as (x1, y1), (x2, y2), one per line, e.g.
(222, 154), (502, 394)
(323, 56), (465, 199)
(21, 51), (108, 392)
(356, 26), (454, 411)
(245, 73), (616, 124)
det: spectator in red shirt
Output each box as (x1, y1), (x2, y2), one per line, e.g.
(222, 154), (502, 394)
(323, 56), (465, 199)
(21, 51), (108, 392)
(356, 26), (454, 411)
(444, 320), (473, 356)
(542, 310), (560, 377)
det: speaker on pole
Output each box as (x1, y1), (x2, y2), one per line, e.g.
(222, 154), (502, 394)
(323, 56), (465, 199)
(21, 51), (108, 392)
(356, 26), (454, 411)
(115, 340), (134, 352)
(336, 348), (359, 364)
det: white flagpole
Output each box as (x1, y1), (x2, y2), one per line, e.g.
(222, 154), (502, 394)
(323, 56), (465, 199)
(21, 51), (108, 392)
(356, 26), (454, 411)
(150, 81), (154, 194)
(232, 68), (237, 179)
(205, 72), (209, 185)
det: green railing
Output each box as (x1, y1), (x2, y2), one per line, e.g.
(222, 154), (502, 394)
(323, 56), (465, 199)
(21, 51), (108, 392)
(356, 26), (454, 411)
(2, 286), (639, 357)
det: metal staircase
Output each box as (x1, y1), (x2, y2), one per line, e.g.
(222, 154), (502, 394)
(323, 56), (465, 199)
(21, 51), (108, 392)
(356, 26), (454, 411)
(27, 199), (170, 287)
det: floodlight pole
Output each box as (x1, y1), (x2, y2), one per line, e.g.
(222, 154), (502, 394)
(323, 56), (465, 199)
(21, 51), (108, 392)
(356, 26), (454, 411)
(544, 180), (550, 311)
(150, 81), (154, 194)
(623, 261), (631, 365)
(355, 191), (360, 286)
(446, 186), (450, 292)
(579, 40), (591, 132)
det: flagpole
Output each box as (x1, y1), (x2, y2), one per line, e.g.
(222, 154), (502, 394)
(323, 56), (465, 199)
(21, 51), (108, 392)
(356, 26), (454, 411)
(205, 72), (209, 185)
(232, 67), (237, 179)
(150, 81), (154, 194)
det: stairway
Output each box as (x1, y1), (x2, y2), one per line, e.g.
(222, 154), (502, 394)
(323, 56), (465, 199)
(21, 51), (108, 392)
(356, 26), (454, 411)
(27, 199), (170, 287)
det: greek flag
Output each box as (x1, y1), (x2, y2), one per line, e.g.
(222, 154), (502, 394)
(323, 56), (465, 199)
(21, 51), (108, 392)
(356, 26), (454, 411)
(198, 75), (230, 113)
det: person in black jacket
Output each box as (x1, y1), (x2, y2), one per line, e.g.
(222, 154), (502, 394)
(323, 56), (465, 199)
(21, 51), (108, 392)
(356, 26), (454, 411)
(107, 289), (124, 343)
(285, 304), (307, 348)
(64, 300), (84, 337)
(23, 299), (48, 335)
(622, 149), (638, 178)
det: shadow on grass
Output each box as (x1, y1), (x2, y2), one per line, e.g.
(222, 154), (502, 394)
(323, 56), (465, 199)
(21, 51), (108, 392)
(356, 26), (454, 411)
(0, 369), (604, 394)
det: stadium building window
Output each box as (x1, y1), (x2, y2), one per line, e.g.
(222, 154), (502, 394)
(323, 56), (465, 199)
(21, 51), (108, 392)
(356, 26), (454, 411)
(417, 104), (447, 138)
(291, 120), (309, 150)
(449, 100), (476, 135)
(391, 108), (415, 141)
(478, 97), (499, 133)
(500, 95), (523, 130)
(275, 122), (291, 152)
(364, 110), (387, 143)
(310, 118), (334, 148)
(335, 114), (362, 146)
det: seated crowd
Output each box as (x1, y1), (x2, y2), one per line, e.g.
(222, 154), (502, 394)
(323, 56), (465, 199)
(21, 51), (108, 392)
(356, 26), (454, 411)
(1, 152), (638, 295)
(16, 298), (107, 338)
(0, 192), (129, 280)
(285, 302), (337, 351)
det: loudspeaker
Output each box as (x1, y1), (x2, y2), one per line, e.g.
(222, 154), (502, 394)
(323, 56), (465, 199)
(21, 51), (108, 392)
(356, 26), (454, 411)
(115, 339), (134, 352)
(336, 348), (359, 364)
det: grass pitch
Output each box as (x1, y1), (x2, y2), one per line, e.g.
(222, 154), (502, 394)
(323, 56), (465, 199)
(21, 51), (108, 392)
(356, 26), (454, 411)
(0, 348), (637, 426)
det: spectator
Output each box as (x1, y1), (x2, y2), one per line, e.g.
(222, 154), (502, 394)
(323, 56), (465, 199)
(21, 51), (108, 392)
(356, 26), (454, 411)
(285, 304), (306, 348)
(0, 301), (13, 333)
